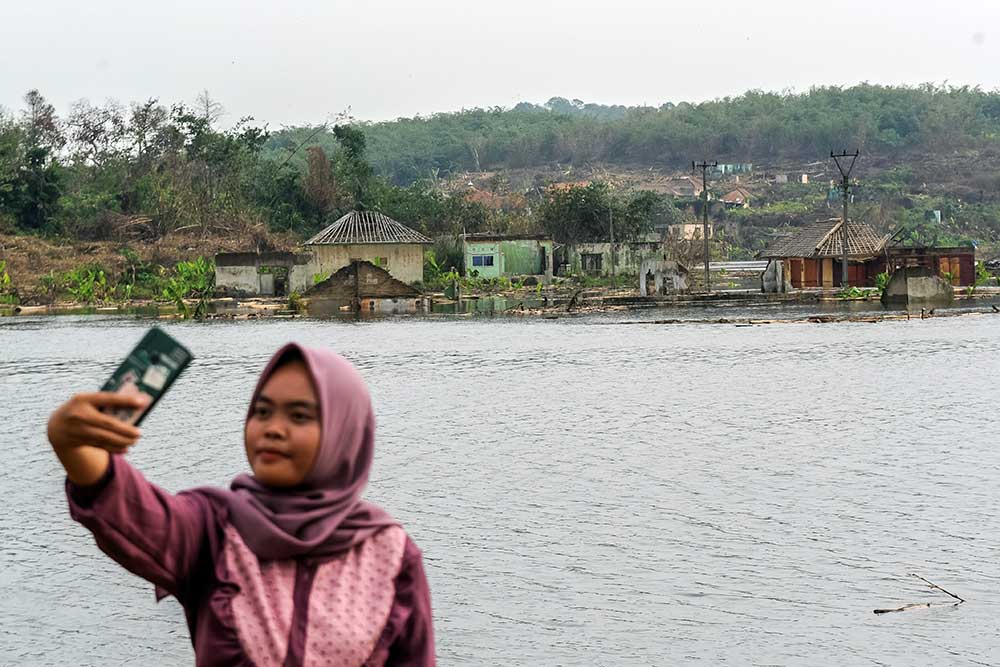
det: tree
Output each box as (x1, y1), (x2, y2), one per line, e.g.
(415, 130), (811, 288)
(127, 99), (172, 162)
(3, 94), (65, 231)
(539, 182), (657, 244)
(332, 124), (373, 207)
(66, 99), (127, 169)
(302, 146), (338, 217)
(194, 89), (225, 127)
(9, 145), (63, 231)
(0, 112), (24, 225)
(21, 89), (64, 150)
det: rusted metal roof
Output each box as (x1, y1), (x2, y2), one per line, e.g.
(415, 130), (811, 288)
(305, 210), (431, 245)
(762, 218), (889, 259)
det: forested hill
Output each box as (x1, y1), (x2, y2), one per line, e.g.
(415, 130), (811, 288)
(268, 85), (1000, 185)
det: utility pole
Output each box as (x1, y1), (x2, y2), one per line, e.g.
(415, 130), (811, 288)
(830, 150), (859, 288)
(609, 204), (616, 289)
(693, 161), (717, 292)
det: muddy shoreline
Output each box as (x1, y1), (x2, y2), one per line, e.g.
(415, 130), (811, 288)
(4, 286), (999, 323)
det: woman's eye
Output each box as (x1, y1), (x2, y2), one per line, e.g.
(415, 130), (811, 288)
(252, 406), (270, 418)
(292, 412), (313, 423)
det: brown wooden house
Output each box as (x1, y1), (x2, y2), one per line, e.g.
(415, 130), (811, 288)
(762, 218), (976, 288)
(761, 219), (889, 288)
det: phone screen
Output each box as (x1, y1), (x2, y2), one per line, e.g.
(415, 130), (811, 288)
(101, 327), (193, 425)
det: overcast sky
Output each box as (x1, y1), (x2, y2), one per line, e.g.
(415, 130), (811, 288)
(2, 0), (998, 127)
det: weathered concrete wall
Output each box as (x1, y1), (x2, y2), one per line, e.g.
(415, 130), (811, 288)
(289, 266), (313, 294)
(638, 260), (689, 296)
(307, 244), (424, 284)
(566, 242), (664, 276)
(761, 259), (793, 293)
(216, 265), (261, 296)
(215, 252), (313, 296)
(881, 266), (956, 306)
(667, 223), (713, 241)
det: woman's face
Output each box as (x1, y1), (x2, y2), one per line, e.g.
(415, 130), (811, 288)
(245, 360), (322, 487)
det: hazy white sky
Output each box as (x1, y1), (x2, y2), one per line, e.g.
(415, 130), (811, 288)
(2, 0), (998, 127)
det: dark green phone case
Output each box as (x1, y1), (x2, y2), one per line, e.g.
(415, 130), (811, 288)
(100, 327), (193, 425)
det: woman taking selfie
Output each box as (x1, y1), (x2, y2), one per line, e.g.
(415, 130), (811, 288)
(47, 342), (435, 667)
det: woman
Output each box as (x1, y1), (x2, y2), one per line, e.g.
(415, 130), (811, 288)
(47, 343), (435, 667)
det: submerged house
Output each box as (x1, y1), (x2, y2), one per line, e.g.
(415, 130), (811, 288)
(306, 260), (426, 315)
(761, 218), (976, 290)
(761, 218), (890, 288)
(882, 245), (975, 286)
(462, 234), (554, 279)
(214, 210), (431, 297)
(304, 210), (431, 285)
(215, 251), (312, 297)
(561, 235), (666, 277)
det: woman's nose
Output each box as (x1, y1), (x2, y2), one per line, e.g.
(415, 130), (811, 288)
(263, 418), (288, 439)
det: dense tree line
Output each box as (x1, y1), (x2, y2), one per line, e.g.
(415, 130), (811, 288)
(0, 90), (684, 246)
(4, 85), (1000, 255)
(268, 85), (1000, 185)
(0, 90), (509, 242)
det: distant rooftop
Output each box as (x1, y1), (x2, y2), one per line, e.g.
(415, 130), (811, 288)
(305, 210), (431, 245)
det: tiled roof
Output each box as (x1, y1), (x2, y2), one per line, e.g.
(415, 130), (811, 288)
(305, 210), (431, 245)
(762, 219), (889, 259)
(722, 186), (751, 203)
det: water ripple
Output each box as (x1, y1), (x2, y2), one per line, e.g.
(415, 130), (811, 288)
(2, 314), (999, 665)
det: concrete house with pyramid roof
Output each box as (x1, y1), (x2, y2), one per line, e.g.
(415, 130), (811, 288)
(302, 209), (431, 285)
(214, 210), (431, 297)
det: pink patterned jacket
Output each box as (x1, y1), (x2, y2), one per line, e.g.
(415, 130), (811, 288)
(67, 456), (435, 667)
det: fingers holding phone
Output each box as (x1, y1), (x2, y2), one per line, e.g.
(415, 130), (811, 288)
(47, 328), (192, 486)
(48, 392), (150, 455)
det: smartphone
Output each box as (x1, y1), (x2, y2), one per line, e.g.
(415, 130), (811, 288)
(101, 327), (193, 425)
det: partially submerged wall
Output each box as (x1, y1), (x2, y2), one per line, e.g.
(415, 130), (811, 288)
(215, 252), (312, 297)
(565, 242), (664, 277)
(638, 260), (689, 296)
(761, 259), (793, 293)
(307, 244), (424, 285)
(307, 260), (421, 300)
(881, 266), (955, 307)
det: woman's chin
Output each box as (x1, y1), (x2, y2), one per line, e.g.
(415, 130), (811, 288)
(251, 463), (302, 488)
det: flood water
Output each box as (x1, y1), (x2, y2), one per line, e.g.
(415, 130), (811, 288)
(3, 310), (1000, 666)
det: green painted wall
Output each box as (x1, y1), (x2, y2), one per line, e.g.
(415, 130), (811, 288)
(500, 240), (546, 275)
(464, 239), (553, 277)
(464, 241), (501, 278)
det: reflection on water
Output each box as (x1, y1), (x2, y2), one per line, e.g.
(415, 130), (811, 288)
(2, 313), (1000, 666)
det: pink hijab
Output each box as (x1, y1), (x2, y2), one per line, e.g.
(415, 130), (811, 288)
(203, 343), (397, 561)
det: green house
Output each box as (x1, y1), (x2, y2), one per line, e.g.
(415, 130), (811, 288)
(462, 234), (554, 279)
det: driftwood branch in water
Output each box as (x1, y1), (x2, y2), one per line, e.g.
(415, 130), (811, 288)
(873, 574), (966, 615)
(873, 602), (961, 615)
(909, 573), (965, 603)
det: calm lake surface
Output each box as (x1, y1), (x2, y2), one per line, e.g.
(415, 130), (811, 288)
(3, 309), (1000, 666)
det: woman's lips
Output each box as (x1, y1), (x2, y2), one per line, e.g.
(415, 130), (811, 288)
(255, 449), (289, 464)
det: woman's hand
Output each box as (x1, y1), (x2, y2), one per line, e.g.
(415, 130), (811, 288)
(48, 392), (149, 485)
